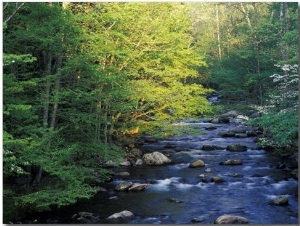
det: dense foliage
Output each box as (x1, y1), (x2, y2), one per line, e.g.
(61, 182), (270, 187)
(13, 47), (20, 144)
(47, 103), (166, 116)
(246, 64), (298, 156)
(2, 2), (298, 222)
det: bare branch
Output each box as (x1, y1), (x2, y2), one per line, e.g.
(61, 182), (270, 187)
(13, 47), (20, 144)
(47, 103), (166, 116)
(4, 2), (25, 24)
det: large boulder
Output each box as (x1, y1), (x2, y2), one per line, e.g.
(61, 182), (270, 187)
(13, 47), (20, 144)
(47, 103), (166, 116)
(215, 215), (248, 224)
(115, 181), (133, 191)
(226, 144), (247, 152)
(268, 196), (289, 205)
(189, 159), (205, 168)
(107, 210), (134, 220)
(220, 159), (243, 165)
(142, 152), (172, 165)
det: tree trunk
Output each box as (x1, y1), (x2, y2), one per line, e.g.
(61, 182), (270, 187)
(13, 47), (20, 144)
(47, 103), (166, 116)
(240, 3), (252, 28)
(215, 4), (222, 61)
(50, 55), (63, 130)
(43, 49), (52, 128)
(35, 48), (52, 185)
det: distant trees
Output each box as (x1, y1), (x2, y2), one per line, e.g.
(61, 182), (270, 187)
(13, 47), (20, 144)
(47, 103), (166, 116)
(191, 2), (298, 105)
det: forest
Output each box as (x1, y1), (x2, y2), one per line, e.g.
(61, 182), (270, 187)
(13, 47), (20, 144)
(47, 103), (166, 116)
(3, 2), (298, 223)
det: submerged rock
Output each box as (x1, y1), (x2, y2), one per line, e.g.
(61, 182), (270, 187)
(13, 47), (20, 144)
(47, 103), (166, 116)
(215, 215), (248, 224)
(205, 126), (217, 130)
(219, 131), (235, 137)
(202, 145), (222, 150)
(220, 159), (243, 165)
(191, 217), (205, 222)
(143, 135), (158, 143)
(234, 133), (248, 138)
(211, 176), (225, 183)
(226, 144), (247, 152)
(116, 172), (130, 177)
(142, 152), (172, 165)
(268, 196), (289, 205)
(168, 198), (184, 203)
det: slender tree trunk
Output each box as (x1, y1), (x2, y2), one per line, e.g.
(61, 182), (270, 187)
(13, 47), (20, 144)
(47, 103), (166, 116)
(35, 48), (52, 185)
(252, 3), (263, 106)
(50, 55), (62, 130)
(279, 2), (289, 61)
(43, 49), (52, 128)
(215, 4), (222, 61)
(240, 3), (252, 28)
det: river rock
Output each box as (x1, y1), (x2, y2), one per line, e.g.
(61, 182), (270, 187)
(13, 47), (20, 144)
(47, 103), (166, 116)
(168, 198), (183, 203)
(225, 173), (243, 178)
(128, 184), (150, 191)
(116, 172), (130, 177)
(107, 210), (134, 220)
(226, 144), (247, 152)
(291, 169), (298, 179)
(189, 159), (205, 168)
(120, 160), (131, 166)
(268, 196), (289, 205)
(97, 187), (108, 192)
(215, 215), (248, 224)
(205, 168), (212, 173)
(191, 217), (205, 222)
(164, 143), (176, 148)
(213, 111), (239, 124)
(72, 212), (99, 223)
(246, 130), (257, 137)
(143, 135), (158, 143)
(142, 152), (172, 165)
(104, 160), (117, 167)
(219, 131), (235, 137)
(205, 126), (217, 130)
(234, 133), (248, 138)
(115, 181), (133, 191)
(202, 145), (222, 150)
(211, 176), (224, 183)
(135, 158), (143, 166)
(127, 148), (143, 158)
(220, 159), (243, 165)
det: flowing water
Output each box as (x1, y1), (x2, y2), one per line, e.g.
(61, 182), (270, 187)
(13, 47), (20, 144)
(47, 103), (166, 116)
(24, 121), (298, 224)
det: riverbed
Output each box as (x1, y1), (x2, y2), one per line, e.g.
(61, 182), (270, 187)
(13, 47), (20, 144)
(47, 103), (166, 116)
(24, 120), (298, 224)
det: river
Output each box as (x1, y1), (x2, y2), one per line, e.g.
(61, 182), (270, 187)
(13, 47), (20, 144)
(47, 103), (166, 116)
(24, 119), (298, 224)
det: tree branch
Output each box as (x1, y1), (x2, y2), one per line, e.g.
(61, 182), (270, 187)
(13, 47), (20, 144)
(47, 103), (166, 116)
(4, 2), (25, 24)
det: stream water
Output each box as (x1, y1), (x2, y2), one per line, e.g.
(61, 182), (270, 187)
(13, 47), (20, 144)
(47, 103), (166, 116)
(24, 120), (298, 224)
